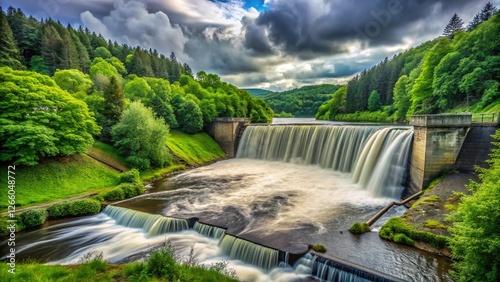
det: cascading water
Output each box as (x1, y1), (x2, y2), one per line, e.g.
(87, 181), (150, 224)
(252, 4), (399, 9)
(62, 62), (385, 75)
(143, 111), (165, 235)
(103, 205), (189, 236)
(193, 222), (226, 239)
(237, 125), (413, 198)
(219, 234), (279, 270)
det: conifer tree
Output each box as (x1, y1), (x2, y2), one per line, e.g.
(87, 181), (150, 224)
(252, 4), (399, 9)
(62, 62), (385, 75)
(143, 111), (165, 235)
(443, 13), (464, 38)
(0, 8), (23, 69)
(101, 75), (125, 142)
(480, 2), (498, 22)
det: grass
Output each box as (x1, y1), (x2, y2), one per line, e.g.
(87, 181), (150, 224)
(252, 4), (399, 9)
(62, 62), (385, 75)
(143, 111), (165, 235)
(0, 247), (238, 282)
(0, 155), (119, 211)
(140, 164), (186, 182)
(88, 141), (129, 171)
(166, 130), (226, 165)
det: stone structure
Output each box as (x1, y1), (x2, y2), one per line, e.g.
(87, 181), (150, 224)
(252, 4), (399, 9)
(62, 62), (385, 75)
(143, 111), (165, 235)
(207, 118), (250, 157)
(408, 114), (471, 195)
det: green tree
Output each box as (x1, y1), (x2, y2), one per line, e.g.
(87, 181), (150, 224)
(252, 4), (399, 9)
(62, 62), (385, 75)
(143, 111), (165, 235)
(53, 69), (93, 99)
(367, 90), (382, 112)
(150, 95), (178, 128)
(392, 75), (411, 121)
(101, 76), (125, 142)
(329, 86), (347, 120)
(111, 101), (172, 170)
(0, 9), (23, 69)
(124, 76), (154, 103)
(29, 55), (50, 75)
(0, 67), (100, 165)
(448, 129), (500, 282)
(94, 46), (112, 59)
(443, 13), (465, 38)
(173, 96), (203, 134)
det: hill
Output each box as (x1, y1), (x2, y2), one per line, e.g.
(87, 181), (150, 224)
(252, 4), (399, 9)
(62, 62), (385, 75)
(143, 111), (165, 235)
(262, 84), (340, 117)
(243, 88), (274, 96)
(316, 11), (500, 122)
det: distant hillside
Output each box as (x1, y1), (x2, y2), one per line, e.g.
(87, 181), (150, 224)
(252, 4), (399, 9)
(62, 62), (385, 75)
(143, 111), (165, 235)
(262, 84), (340, 117)
(244, 88), (274, 96)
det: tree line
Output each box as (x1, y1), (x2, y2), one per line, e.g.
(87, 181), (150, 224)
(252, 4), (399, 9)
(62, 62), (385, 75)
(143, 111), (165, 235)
(0, 6), (273, 170)
(316, 3), (499, 122)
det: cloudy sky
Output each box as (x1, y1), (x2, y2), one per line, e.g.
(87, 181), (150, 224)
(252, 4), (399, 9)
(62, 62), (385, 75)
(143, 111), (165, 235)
(2, 0), (499, 91)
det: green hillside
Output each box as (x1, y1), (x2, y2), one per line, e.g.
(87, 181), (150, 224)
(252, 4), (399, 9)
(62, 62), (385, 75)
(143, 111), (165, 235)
(317, 12), (500, 122)
(244, 88), (274, 96)
(262, 84), (340, 117)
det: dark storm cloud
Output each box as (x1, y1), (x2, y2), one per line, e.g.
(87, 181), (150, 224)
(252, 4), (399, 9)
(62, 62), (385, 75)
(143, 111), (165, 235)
(241, 16), (275, 56)
(249, 0), (485, 57)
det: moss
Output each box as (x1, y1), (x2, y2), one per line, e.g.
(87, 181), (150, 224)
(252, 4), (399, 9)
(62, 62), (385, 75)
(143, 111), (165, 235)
(380, 217), (448, 249)
(349, 222), (371, 234)
(423, 220), (446, 229)
(412, 195), (442, 208)
(311, 244), (327, 253)
(423, 171), (454, 193)
(394, 233), (415, 246)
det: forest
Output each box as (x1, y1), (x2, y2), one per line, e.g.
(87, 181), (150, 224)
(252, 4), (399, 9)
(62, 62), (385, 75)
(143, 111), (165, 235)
(0, 6), (273, 170)
(261, 84), (340, 117)
(316, 3), (500, 122)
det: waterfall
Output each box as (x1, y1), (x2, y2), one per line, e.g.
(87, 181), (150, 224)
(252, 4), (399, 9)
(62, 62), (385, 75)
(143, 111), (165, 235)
(293, 253), (395, 282)
(193, 222), (226, 239)
(102, 206), (189, 236)
(219, 234), (279, 270)
(237, 125), (413, 198)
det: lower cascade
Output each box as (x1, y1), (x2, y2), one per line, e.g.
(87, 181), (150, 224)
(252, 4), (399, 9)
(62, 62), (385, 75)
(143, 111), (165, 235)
(237, 125), (413, 198)
(219, 234), (279, 270)
(103, 205), (189, 236)
(193, 222), (226, 239)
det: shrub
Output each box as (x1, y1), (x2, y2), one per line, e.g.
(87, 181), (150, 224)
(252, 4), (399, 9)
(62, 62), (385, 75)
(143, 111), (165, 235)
(104, 187), (125, 201)
(47, 202), (70, 218)
(119, 183), (144, 198)
(311, 244), (327, 253)
(349, 222), (371, 234)
(145, 245), (178, 280)
(119, 168), (141, 184)
(68, 199), (101, 216)
(20, 209), (48, 228)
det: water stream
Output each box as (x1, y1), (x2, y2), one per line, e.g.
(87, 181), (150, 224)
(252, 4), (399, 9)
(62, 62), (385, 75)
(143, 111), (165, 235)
(1, 123), (453, 281)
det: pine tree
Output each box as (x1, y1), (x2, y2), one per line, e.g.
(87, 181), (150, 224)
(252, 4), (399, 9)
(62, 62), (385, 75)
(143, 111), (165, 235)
(443, 13), (464, 38)
(101, 75), (125, 142)
(480, 2), (498, 22)
(467, 13), (482, 31)
(40, 23), (62, 74)
(0, 8), (23, 68)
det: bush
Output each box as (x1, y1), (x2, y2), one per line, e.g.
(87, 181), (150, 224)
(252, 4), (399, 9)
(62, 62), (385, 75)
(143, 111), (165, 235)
(144, 245), (178, 280)
(119, 183), (144, 198)
(119, 168), (141, 184)
(20, 209), (48, 228)
(68, 199), (101, 216)
(47, 202), (70, 218)
(349, 222), (371, 234)
(104, 187), (125, 201)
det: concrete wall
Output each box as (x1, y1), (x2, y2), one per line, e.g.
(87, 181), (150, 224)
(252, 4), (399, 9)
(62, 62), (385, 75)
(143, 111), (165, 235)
(207, 118), (250, 157)
(408, 114), (471, 195)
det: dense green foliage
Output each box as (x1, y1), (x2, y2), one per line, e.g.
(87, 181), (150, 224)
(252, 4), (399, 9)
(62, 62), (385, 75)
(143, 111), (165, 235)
(317, 5), (500, 122)
(19, 209), (48, 228)
(0, 247), (238, 282)
(243, 88), (274, 96)
(0, 67), (100, 165)
(262, 84), (340, 117)
(112, 102), (172, 170)
(0, 155), (119, 210)
(166, 130), (227, 165)
(118, 168), (141, 184)
(67, 199), (102, 216)
(0, 5), (272, 171)
(448, 129), (500, 282)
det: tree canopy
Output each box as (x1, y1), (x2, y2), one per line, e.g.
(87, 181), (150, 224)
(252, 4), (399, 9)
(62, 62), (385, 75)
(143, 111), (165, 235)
(0, 67), (100, 165)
